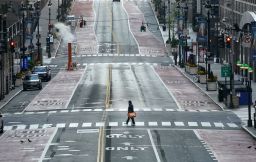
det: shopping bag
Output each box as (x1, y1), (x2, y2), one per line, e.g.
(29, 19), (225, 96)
(128, 112), (136, 118)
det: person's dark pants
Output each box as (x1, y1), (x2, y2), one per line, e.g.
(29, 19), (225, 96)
(126, 117), (135, 125)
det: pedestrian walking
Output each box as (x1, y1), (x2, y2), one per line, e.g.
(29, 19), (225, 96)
(126, 100), (136, 126)
(0, 113), (4, 134)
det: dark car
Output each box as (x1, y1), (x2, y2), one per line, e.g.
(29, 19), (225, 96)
(32, 66), (51, 81)
(113, 0), (120, 2)
(23, 74), (42, 91)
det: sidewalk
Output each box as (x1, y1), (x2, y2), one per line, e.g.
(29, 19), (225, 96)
(0, 0), (61, 112)
(156, 7), (256, 138)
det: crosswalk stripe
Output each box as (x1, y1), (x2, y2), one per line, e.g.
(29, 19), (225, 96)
(36, 111), (46, 114)
(94, 109), (103, 111)
(188, 122), (198, 127)
(16, 125), (27, 130)
(60, 110), (69, 113)
(96, 122), (105, 127)
(49, 111), (57, 114)
(162, 122), (171, 126)
(153, 108), (163, 111)
(106, 109), (114, 111)
(227, 123), (238, 128)
(56, 123), (66, 128)
(148, 122), (158, 126)
(42, 124), (52, 128)
(201, 122), (211, 127)
(69, 123), (79, 128)
(109, 122), (118, 127)
(71, 110), (80, 113)
(82, 123), (92, 127)
(4, 126), (13, 131)
(166, 109), (175, 111)
(143, 108), (151, 111)
(29, 124), (39, 129)
(136, 122), (145, 126)
(118, 109), (126, 111)
(174, 122), (185, 126)
(214, 122), (224, 127)
(83, 109), (92, 112)
(25, 112), (34, 114)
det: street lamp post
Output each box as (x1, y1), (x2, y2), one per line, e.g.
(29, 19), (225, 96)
(205, 3), (212, 76)
(36, 1), (41, 65)
(47, 0), (52, 58)
(247, 66), (253, 127)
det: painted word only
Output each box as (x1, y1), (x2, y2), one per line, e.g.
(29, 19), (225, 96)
(106, 134), (145, 139)
(106, 146), (148, 151)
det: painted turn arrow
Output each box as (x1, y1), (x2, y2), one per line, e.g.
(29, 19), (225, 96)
(122, 156), (137, 160)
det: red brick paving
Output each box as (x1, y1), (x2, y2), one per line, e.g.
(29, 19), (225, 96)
(155, 66), (221, 110)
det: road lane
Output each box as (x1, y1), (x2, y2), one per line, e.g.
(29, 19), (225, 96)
(68, 64), (108, 109)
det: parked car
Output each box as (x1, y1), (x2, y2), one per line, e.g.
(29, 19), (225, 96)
(32, 66), (51, 81)
(23, 74), (42, 91)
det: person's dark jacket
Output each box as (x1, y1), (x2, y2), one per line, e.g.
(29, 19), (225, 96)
(128, 103), (134, 113)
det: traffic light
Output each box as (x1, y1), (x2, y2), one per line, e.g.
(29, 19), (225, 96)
(218, 34), (225, 48)
(9, 40), (15, 52)
(226, 35), (231, 48)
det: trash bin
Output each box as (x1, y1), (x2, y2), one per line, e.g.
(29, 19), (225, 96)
(235, 86), (250, 105)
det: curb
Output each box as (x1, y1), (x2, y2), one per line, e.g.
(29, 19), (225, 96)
(242, 125), (256, 139)
(0, 89), (22, 110)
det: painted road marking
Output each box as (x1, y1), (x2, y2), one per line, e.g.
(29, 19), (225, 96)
(147, 129), (161, 162)
(162, 122), (171, 126)
(29, 124), (39, 129)
(96, 122), (105, 127)
(227, 123), (238, 128)
(69, 123), (79, 128)
(148, 122), (158, 126)
(16, 125), (27, 130)
(82, 123), (92, 127)
(83, 109), (92, 111)
(3, 121), (240, 130)
(71, 110), (80, 113)
(188, 122), (198, 127)
(109, 122), (118, 127)
(3, 126), (13, 131)
(56, 123), (66, 128)
(166, 109), (175, 111)
(174, 122), (185, 126)
(201, 122), (211, 127)
(143, 108), (151, 111)
(42, 124), (53, 128)
(106, 109), (114, 111)
(94, 109), (103, 111)
(214, 122), (224, 128)
(136, 122), (145, 126)
(60, 110), (69, 113)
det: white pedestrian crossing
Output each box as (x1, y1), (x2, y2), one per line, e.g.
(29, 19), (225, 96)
(214, 122), (224, 128)
(188, 122), (198, 127)
(16, 125), (27, 130)
(174, 122), (185, 126)
(69, 123), (79, 128)
(82, 123), (92, 127)
(201, 122), (211, 127)
(29, 124), (39, 129)
(2, 121), (239, 131)
(148, 122), (158, 126)
(162, 122), (171, 126)
(56, 123), (66, 128)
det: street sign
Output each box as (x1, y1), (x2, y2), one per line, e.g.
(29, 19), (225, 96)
(221, 65), (231, 77)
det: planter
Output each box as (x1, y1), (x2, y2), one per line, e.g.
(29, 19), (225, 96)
(185, 65), (190, 73)
(199, 75), (206, 84)
(189, 67), (197, 75)
(207, 81), (217, 91)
